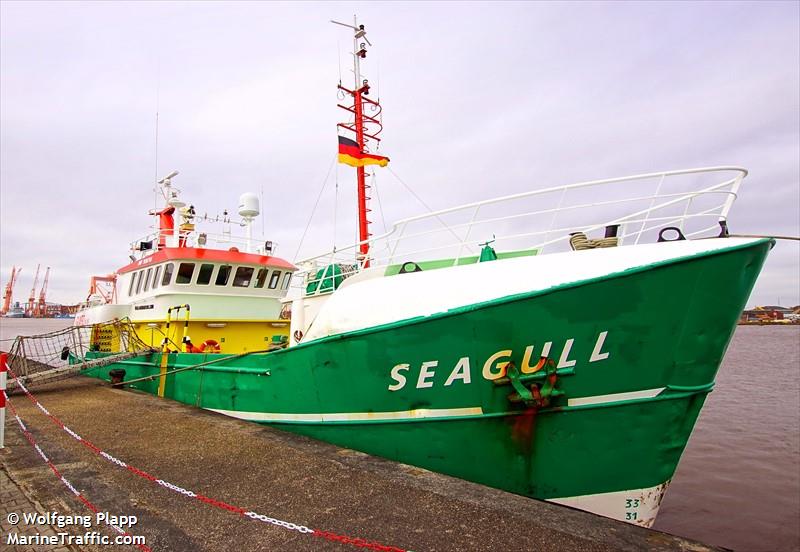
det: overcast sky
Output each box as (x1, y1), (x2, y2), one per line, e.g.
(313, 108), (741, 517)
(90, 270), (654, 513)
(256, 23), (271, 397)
(1, 1), (798, 308)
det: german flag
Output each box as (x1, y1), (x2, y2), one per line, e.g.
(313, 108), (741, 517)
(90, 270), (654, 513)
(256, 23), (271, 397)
(338, 136), (390, 168)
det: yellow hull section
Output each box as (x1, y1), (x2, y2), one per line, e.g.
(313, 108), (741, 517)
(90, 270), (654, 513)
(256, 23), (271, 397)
(129, 319), (290, 354)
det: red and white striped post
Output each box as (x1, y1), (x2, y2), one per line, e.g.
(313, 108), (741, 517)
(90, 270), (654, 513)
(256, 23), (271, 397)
(0, 352), (7, 448)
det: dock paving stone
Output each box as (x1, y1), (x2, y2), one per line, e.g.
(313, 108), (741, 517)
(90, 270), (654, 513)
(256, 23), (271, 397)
(2, 377), (725, 552)
(1, 459), (84, 552)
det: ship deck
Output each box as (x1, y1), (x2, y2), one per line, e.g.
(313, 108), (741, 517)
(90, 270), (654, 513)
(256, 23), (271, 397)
(1, 376), (721, 551)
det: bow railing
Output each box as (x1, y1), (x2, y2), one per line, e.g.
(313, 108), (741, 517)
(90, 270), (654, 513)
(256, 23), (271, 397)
(296, 166), (746, 293)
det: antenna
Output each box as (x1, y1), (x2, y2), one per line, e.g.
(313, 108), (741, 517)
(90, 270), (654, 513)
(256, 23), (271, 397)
(156, 171), (183, 208)
(331, 16), (372, 91)
(153, 60), (161, 218)
(331, 20), (371, 44)
(158, 170), (179, 184)
(332, 16), (388, 268)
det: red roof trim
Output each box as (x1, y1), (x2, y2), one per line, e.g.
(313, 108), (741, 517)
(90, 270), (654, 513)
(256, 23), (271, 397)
(116, 248), (296, 275)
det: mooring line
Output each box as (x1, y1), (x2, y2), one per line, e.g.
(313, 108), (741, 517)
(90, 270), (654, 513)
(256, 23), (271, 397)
(3, 367), (412, 552)
(3, 397), (152, 552)
(118, 348), (271, 386)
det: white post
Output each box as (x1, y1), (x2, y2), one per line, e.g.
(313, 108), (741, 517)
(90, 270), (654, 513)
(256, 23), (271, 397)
(0, 352), (7, 449)
(353, 15), (361, 90)
(719, 174), (743, 223)
(245, 218), (253, 253)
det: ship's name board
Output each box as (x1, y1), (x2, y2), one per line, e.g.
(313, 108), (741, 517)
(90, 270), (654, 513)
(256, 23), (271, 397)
(134, 304), (155, 310)
(388, 331), (610, 391)
(134, 256), (156, 268)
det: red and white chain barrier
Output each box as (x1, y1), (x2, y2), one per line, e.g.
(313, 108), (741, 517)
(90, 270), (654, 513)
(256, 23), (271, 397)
(0, 352), (6, 449)
(3, 396), (152, 551)
(2, 364), (411, 552)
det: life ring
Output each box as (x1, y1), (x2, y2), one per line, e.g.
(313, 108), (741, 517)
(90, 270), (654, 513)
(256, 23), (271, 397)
(201, 339), (221, 353)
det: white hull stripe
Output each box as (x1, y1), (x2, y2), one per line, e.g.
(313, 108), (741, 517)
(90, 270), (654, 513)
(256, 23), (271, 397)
(208, 388), (665, 424)
(205, 406), (484, 423)
(567, 387), (665, 407)
(547, 480), (671, 528)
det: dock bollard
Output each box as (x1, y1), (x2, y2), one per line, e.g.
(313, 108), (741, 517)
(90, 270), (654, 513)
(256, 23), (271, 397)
(109, 368), (126, 388)
(0, 352), (7, 449)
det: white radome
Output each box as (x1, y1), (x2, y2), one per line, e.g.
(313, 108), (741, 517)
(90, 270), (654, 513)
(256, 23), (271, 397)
(238, 192), (260, 218)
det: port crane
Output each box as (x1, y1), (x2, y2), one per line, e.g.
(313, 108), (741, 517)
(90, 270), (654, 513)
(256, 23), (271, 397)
(25, 264), (40, 317)
(1, 266), (21, 314)
(36, 267), (50, 317)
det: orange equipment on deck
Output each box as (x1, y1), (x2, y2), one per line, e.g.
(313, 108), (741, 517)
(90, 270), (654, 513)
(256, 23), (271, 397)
(87, 274), (118, 304)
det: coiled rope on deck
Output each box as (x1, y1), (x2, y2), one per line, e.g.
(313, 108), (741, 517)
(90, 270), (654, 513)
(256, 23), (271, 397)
(569, 232), (619, 250)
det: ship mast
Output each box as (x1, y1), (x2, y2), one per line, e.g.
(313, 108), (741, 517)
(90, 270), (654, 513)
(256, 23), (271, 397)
(332, 16), (384, 268)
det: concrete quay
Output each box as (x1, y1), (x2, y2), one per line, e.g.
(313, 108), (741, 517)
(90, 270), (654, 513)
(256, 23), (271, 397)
(1, 377), (722, 551)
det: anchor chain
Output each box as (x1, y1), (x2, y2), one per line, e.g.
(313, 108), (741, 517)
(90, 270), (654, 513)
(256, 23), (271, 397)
(497, 357), (564, 409)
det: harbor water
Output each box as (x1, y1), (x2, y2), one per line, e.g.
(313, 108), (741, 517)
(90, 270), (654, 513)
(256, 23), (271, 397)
(1, 319), (798, 551)
(652, 324), (800, 551)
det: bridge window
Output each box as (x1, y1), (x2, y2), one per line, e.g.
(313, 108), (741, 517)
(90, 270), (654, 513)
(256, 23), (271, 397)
(143, 268), (152, 292)
(216, 265), (232, 286)
(233, 266), (254, 287)
(152, 266), (161, 289)
(162, 263), (174, 286)
(128, 273), (136, 296)
(282, 272), (292, 290)
(254, 268), (268, 288)
(135, 271), (144, 294)
(197, 263), (214, 285)
(176, 263), (195, 284)
(268, 270), (281, 289)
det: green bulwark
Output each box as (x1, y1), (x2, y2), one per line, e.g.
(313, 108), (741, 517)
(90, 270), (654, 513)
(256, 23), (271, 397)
(84, 239), (772, 511)
(384, 247), (538, 276)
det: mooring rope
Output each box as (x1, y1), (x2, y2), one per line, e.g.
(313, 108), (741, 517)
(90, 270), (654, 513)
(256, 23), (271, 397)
(118, 349), (272, 386)
(727, 233), (800, 241)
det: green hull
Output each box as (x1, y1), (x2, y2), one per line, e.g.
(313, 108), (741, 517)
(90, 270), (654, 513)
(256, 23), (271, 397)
(85, 239), (772, 524)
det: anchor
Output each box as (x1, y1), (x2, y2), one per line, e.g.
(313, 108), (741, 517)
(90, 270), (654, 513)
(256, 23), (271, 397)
(496, 357), (564, 409)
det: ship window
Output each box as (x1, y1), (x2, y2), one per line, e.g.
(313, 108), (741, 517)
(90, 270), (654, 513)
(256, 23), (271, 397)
(128, 273), (136, 296)
(233, 266), (254, 287)
(254, 268), (268, 288)
(135, 271), (144, 294)
(152, 266), (161, 289)
(197, 263), (214, 285)
(162, 263), (174, 286)
(176, 263), (195, 284)
(268, 270), (281, 289)
(215, 265), (232, 286)
(143, 268), (152, 292)
(282, 272), (292, 290)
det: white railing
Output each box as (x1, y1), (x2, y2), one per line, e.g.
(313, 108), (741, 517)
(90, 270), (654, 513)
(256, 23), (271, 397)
(129, 229), (278, 260)
(294, 167), (746, 292)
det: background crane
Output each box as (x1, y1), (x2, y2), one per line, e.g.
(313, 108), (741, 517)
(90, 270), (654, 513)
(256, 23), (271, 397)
(26, 264), (40, 317)
(1, 266), (21, 314)
(36, 267), (50, 317)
